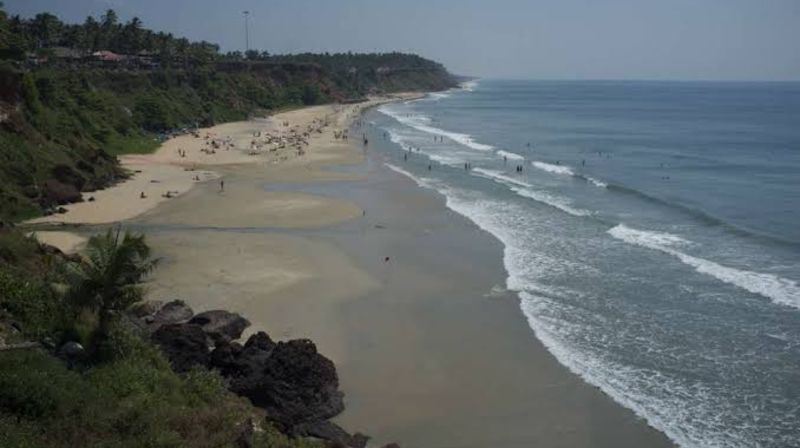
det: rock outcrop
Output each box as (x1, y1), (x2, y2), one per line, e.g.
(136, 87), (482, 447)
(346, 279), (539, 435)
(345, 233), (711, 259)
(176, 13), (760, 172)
(147, 300), (194, 329)
(151, 323), (209, 372)
(134, 301), (362, 446)
(189, 310), (250, 346)
(216, 337), (344, 428)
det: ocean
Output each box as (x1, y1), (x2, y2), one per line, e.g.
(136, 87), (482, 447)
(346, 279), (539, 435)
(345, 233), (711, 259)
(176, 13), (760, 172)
(367, 80), (800, 448)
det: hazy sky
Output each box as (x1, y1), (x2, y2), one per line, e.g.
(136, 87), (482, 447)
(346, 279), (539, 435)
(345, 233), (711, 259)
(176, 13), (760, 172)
(6, 0), (800, 81)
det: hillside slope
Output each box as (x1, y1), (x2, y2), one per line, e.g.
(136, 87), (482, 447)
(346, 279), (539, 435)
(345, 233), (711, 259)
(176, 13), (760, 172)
(0, 8), (456, 221)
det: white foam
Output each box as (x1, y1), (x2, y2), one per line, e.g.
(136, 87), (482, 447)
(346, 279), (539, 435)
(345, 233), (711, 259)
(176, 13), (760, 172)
(378, 105), (494, 152)
(460, 80), (479, 91)
(531, 160), (575, 176)
(385, 128), (465, 166)
(511, 186), (592, 217)
(531, 160), (608, 189)
(586, 176), (608, 188)
(497, 149), (525, 161)
(471, 167), (532, 188)
(428, 91), (452, 101)
(384, 163), (431, 188)
(471, 168), (591, 217)
(609, 224), (800, 309)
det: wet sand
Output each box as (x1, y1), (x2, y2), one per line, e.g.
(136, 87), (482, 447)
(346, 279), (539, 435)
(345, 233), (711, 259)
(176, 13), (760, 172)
(134, 126), (673, 446)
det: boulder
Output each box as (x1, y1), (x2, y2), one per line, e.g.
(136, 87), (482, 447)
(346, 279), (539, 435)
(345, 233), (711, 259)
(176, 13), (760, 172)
(129, 300), (164, 318)
(56, 341), (86, 367)
(57, 341), (85, 358)
(210, 331), (274, 379)
(231, 339), (344, 427)
(244, 331), (275, 351)
(189, 310), (250, 345)
(151, 323), (209, 372)
(147, 300), (194, 329)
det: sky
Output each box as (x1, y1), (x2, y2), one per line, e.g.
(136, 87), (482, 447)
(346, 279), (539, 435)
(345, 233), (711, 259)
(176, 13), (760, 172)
(5, 0), (800, 81)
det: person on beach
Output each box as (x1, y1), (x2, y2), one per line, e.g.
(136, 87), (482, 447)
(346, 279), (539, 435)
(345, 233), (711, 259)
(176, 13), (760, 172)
(220, 179), (224, 192)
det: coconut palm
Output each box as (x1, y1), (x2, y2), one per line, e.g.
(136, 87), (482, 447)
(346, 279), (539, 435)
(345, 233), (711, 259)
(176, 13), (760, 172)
(64, 228), (158, 335)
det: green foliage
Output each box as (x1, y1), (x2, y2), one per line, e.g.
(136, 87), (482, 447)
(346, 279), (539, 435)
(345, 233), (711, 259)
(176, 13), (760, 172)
(0, 338), (321, 448)
(0, 350), (85, 419)
(134, 94), (173, 131)
(0, 230), (66, 339)
(63, 228), (157, 316)
(0, 269), (63, 339)
(20, 73), (42, 115)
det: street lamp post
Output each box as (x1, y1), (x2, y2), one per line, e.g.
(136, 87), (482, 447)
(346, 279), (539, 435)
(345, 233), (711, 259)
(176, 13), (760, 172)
(243, 11), (250, 54)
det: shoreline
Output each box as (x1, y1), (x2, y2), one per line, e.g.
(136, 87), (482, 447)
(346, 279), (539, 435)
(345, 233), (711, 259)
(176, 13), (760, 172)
(26, 92), (674, 447)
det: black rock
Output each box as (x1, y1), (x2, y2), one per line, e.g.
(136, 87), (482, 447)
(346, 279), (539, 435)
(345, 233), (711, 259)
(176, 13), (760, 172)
(56, 341), (86, 367)
(210, 332), (274, 380)
(128, 300), (163, 318)
(151, 323), (209, 372)
(57, 341), (85, 358)
(244, 331), (275, 351)
(231, 339), (344, 427)
(148, 300), (194, 330)
(189, 310), (250, 346)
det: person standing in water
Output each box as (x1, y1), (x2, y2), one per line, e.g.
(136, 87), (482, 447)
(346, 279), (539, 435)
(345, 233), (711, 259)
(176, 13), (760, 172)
(220, 179), (224, 192)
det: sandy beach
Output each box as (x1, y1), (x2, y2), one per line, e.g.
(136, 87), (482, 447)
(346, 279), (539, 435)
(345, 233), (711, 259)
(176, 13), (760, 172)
(25, 94), (415, 251)
(25, 93), (673, 447)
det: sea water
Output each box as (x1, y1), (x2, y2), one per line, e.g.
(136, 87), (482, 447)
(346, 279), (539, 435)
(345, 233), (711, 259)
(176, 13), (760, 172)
(369, 80), (800, 448)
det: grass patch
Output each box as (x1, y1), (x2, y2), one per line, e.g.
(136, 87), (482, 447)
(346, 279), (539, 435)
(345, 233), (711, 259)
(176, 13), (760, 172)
(0, 332), (321, 448)
(105, 132), (162, 156)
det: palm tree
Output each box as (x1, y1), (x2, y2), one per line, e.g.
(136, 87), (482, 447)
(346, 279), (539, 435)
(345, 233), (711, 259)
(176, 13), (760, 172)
(64, 228), (158, 340)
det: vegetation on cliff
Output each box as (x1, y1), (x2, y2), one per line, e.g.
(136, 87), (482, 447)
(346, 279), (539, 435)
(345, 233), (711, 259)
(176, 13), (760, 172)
(0, 5), (456, 221)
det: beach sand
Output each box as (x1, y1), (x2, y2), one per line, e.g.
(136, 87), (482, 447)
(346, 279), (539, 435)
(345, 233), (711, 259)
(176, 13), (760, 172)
(26, 93), (674, 447)
(25, 95), (413, 229)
